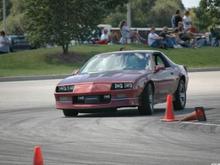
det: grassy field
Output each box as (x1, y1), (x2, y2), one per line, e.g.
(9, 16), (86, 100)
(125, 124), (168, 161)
(0, 44), (220, 77)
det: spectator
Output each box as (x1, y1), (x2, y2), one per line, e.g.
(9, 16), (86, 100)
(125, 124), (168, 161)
(178, 22), (192, 41)
(119, 20), (130, 44)
(174, 22), (190, 47)
(148, 27), (165, 48)
(159, 26), (178, 48)
(0, 30), (10, 53)
(210, 27), (220, 47)
(112, 31), (120, 44)
(95, 29), (110, 44)
(173, 10), (182, 28)
(187, 25), (207, 48)
(171, 14), (175, 28)
(183, 10), (192, 31)
(188, 24), (197, 33)
(130, 29), (147, 44)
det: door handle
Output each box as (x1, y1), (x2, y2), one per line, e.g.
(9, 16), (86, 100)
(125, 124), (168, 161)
(170, 72), (174, 75)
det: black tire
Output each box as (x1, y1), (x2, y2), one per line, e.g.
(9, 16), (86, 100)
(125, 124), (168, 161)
(138, 83), (154, 115)
(63, 109), (79, 117)
(173, 79), (186, 110)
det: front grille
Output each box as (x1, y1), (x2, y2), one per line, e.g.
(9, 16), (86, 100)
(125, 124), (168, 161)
(73, 95), (111, 104)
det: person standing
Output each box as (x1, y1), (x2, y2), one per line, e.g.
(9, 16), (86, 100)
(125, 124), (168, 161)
(173, 10), (182, 28)
(119, 20), (130, 44)
(183, 10), (192, 31)
(171, 14), (175, 28)
(0, 30), (10, 53)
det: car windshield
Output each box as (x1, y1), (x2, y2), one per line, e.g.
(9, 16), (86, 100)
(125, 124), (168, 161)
(80, 52), (150, 73)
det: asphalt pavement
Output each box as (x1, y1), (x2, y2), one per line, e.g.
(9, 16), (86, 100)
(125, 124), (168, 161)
(0, 71), (220, 165)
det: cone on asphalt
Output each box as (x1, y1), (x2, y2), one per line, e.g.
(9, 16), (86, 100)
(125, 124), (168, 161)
(180, 111), (197, 121)
(195, 107), (206, 121)
(161, 94), (176, 122)
(180, 107), (206, 121)
(33, 146), (44, 165)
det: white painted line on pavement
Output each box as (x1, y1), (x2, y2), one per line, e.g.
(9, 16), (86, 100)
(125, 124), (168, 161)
(181, 121), (220, 127)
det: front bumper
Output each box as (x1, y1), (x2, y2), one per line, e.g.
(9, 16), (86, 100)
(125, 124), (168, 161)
(54, 89), (140, 110)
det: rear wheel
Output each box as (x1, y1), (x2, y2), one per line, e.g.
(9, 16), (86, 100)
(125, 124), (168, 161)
(173, 79), (186, 110)
(63, 109), (79, 117)
(138, 83), (154, 115)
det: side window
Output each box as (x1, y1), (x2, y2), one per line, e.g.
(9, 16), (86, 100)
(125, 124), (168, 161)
(154, 53), (170, 68)
(156, 56), (165, 66)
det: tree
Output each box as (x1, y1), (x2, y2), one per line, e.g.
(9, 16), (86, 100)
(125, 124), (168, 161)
(0, 0), (11, 20)
(24, 0), (128, 54)
(131, 0), (156, 27)
(0, 0), (12, 32)
(5, 0), (26, 34)
(104, 0), (184, 27)
(206, 0), (220, 24)
(149, 0), (184, 27)
(196, 0), (220, 30)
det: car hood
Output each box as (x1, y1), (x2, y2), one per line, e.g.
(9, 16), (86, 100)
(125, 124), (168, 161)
(58, 70), (150, 85)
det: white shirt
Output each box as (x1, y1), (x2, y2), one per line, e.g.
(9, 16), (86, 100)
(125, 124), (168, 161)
(0, 36), (10, 53)
(100, 33), (108, 41)
(148, 32), (159, 46)
(183, 15), (192, 30)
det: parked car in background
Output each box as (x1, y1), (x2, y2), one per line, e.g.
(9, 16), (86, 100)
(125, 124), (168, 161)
(54, 50), (188, 117)
(8, 35), (33, 52)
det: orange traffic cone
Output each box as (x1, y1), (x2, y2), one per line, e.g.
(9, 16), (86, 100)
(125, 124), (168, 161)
(180, 107), (206, 121)
(161, 95), (176, 122)
(33, 146), (44, 165)
(195, 107), (206, 121)
(180, 111), (197, 121)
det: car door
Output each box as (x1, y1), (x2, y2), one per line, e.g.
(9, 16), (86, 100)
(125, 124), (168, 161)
(151, 52), (179, 102)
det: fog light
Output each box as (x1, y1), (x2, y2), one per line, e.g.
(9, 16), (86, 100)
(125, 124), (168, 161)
(116, 94), (127, 99)
(59, 96), (72, 102)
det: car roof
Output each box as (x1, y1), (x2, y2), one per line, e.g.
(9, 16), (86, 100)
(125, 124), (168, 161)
(97, 50), (163, 56)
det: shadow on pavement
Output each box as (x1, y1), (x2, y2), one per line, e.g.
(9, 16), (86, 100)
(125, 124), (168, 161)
(74, 107), (215, 118)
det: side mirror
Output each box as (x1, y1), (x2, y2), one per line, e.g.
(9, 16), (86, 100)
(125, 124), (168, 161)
(154, 65), (165, 73)
(72, 69), (79, 75)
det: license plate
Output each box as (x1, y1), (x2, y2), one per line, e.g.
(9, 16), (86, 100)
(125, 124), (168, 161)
(84, 96), (99, 104)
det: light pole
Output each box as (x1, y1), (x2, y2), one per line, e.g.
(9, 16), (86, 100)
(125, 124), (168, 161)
(127, 2), (131, 43)
(3, 0), (6, 32)
(127, 2), (131, 28)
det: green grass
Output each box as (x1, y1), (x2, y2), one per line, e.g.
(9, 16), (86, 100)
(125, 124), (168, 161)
(0, 44), (220, 77)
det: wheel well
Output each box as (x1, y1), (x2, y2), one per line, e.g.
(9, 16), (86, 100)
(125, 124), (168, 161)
(139, 81), (155, 99)
(180, 75), (186, 83)
(144, 81), (155, 93)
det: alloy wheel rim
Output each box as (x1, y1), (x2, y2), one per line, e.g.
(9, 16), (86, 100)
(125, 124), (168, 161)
(148, 85), (154, 112)
(179, 82), (186, 106)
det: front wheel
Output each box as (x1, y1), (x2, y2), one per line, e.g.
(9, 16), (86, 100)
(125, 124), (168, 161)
(173, 79), (186, 110)
(138, 83), (154, 115)
(63, 109), (79, 117)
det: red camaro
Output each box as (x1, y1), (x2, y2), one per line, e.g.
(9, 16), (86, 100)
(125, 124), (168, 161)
(54, 50), (188, 117)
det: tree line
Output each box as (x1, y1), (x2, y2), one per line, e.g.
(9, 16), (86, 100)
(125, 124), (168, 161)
(0, 0), (219, 54)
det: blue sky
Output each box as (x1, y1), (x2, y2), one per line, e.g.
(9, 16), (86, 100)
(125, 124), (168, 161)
(182, 0), (201, 8)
